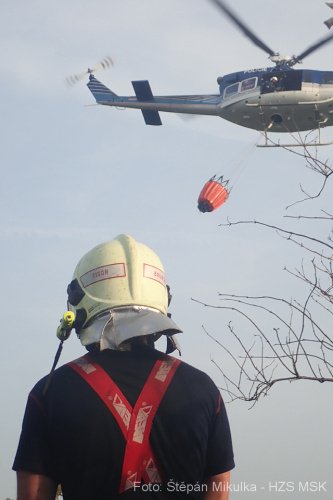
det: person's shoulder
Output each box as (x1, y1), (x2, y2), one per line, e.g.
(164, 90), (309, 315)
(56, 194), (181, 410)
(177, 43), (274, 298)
(175, 356), (211, 377)
(30, 356), (84, 396)
(173, 356), (219, 390)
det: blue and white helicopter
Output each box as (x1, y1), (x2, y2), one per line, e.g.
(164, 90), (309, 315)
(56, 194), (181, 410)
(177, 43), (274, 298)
(71, 0), (333, 146)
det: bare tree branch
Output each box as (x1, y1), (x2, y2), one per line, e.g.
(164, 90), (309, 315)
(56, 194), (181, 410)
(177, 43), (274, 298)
(196, 163), (333, 404)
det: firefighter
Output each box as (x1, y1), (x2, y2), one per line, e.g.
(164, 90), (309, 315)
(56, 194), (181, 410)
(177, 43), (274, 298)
(13, 234), (234, 499)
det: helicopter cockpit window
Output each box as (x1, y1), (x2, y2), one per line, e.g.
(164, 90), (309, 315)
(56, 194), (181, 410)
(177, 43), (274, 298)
(321, 72), (333, 84)
(240, 77), (257, 92)
(303, 71), (313, 83)
(224, 82), (240, 98)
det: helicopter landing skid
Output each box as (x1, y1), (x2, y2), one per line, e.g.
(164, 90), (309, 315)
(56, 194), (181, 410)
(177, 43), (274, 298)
(256, 129), (333, 148)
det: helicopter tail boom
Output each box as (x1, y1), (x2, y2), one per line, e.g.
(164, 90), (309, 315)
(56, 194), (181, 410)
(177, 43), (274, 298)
(87, 75), (222, 125)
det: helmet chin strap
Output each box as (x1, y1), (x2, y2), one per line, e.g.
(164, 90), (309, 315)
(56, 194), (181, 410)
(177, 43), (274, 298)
(166, 335), (181, 355)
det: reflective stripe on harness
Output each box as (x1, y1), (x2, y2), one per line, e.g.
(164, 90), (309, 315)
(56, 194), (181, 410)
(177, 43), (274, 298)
(68, 354), (181, 492)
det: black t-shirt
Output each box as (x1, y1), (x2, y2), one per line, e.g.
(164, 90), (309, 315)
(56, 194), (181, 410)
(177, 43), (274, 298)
(13, 347), (234, 499)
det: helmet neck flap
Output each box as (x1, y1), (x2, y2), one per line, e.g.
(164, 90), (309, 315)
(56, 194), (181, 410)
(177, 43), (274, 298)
(79, 306), (181, 354)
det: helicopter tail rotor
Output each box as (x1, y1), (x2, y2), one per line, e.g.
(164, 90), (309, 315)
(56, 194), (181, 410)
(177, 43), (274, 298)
(66, 56), (114, 87)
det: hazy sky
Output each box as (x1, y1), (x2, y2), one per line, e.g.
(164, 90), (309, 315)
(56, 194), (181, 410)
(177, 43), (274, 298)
(1, 0), (333, 498)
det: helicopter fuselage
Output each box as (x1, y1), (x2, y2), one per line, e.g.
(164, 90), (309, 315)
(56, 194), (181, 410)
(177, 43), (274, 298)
(217, 67), (333, 132)
(87, 67), (333, 133)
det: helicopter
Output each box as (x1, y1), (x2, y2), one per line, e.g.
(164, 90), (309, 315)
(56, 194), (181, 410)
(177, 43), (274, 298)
(74, 0), (333, 146)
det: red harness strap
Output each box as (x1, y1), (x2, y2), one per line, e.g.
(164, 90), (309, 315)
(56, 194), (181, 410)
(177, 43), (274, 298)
(68, 354), (181, 492)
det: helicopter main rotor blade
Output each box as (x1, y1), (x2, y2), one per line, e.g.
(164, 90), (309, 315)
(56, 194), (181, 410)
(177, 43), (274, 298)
(292, 31), (333, 64)
(209, 0), (276, 57)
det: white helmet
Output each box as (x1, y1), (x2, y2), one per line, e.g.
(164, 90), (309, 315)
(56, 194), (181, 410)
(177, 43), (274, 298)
(67, 234), (182, 348)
